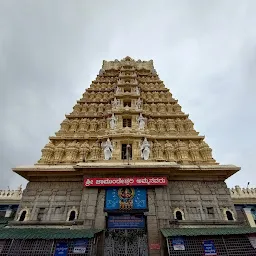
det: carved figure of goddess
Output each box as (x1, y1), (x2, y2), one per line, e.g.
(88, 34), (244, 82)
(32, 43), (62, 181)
(137, 113), (146, 130)
(141, 138), (151, 160)
(101, 138), (113, 160)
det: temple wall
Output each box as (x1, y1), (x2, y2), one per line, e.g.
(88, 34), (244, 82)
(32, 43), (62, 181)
(17, 180), (235, 223)
(16, 181), (106, 229)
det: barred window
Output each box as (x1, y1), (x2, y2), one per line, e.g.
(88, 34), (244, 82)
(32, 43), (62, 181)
(123, 118), (132, 128)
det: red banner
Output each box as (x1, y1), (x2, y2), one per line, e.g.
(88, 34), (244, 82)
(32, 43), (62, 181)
(84, 177), (168, 187)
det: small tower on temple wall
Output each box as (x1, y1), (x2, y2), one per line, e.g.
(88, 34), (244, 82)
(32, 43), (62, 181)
(38, 56), (216, 165)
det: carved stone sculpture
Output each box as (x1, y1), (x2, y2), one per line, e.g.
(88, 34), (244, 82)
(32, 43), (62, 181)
(91, 141), (101, 160)
(60, 118), (70, 132)
(147, 118), (156, 131)
(166, 103), (173, 113)
(115, 86), (121, 94)
(143, 103), (150, 112)
(141, 138), (151, 160)
(89, 103), (97, 113)
(147, 92), (152, 100)
(137, 113), (146, 130)
(175, 140), (189, 162)
(109, 113), (117, 129)
(89, 118), (98, 132)
(69, 119), (79, 132)
(82, 103), (89, 113)
(78, 118), (89, 132)
(173, 103), (182, 113)
(105, 103), (112, 112)
(199, 141), (213, 161)
(156, 118), (165, 132)
(99, 118), (107, 130)
(136, 98), (143, 110)
(184, 119), (194, 133)
(101, 138), (113, 160)
(79, 140), (90, 161)
(151, 103), (157, 112)
(40, 141), (55, 163)
(112, 98), (121, 109)
(65, 141), (79, 163)
(73, 104), (81, 114)
(54, 141), (65, 162)
(158, 103), (166, 113)
(164, 140), (175, 161)
(166, 119), (176, 132)
(98, 103), (105, 113)
(188, 140), (200, 162)
(152, 91), (159, 100)
(175, 118), (184, 133)
(152, 140), (164, 160)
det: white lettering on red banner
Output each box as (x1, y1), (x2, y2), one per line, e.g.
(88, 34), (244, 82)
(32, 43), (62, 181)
(84, 177), (168, 187)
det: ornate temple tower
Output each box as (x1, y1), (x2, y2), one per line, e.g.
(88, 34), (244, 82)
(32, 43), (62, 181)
(9, 57), (252, 256)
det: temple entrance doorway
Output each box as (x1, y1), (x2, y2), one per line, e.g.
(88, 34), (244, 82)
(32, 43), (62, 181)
(104, 214), (148, 256)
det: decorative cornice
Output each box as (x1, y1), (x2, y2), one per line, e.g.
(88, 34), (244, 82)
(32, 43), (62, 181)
(230, 186), (256, 199)
(0, 186), (23, 202)
(102, 57), (155, 72)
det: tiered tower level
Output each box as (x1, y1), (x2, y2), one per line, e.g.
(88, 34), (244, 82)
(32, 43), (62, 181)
(38, 56), (216, 165)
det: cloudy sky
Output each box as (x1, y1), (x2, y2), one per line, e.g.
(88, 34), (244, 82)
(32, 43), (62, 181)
(0, 0), (255, 190)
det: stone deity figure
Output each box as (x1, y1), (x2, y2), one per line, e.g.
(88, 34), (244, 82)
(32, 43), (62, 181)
(173, 103), (182, 113)
(175, 140), (189, 162)
(135, 98), (143, 110)
(98, 103), (104, 113)
(101, 139), (113, 160)
(79, 140), (90, 161)
(147, 118), (156, 131)
(66, 141), (79, 163)
(199, 140), (212, 161)
(40, 141), (55, 163)
(137, 113), (146, 130)
(54, 141), (66, 162)
(69, 119), (79, 132)
(60, 118), (70, 132)
(89, 118), (98, 132)
(112, 98), (121, 108)
(153, 140), (164, 160)
(143, 103), (150, 112)
(164, 140), (175, 161)
(175, 118), (184, 132)
(115, 86), (121, 94)
(166, 103), (173, 113)
(99, 118), (107, 130)
(166, 119), (176, 132)
(156, 118), (165, 132)
(105, 103), (112, 112)
(151, 103), (157, 112)
(153, 91), (159, 100)
(73, 104), (81, 114)
(82, 103), (89, 113)
(78, 118), (89, 132)
(135, 87), (140, 95)
(184, 119), (194, 133)
(188, 140), (200, 162)
(91, 141), (101, 160)
(141, 138), (151, 160)
(108, 113), (117, 129)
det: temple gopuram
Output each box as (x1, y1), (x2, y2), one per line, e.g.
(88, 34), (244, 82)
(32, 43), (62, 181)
(1, 57), (256, 256)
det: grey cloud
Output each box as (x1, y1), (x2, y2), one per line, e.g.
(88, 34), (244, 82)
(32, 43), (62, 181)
(0, 0), (255, 189)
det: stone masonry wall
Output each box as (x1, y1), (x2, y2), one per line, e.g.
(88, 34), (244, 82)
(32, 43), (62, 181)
(147, 181), (237, 256)
(16, 181), (106, 229)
